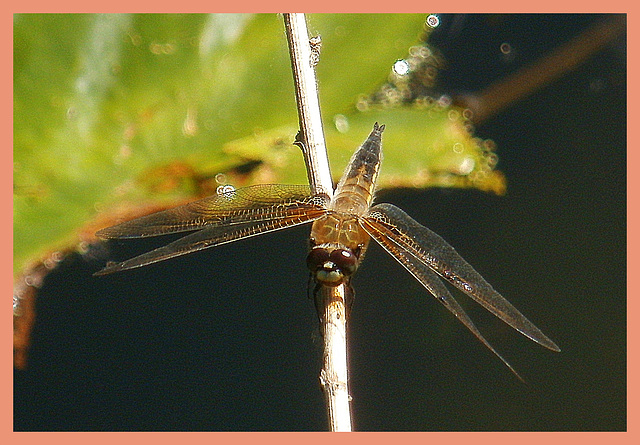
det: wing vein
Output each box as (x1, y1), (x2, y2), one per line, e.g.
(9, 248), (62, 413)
(95, 209), (325, 275)
(96, 184), (326, 239)
(362, 203), (559, 352)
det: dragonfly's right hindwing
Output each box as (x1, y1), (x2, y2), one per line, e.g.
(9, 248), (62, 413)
(362, 203), (560, 353)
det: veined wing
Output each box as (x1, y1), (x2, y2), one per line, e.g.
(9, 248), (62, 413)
(360, 213), (521, 377)
(96, 184), (325, 239)
(361, 203), (560, 354)
(95, 212), (325, 275)
(95, 184), (328, 275)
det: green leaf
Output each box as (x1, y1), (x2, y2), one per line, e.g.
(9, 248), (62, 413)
(13, 13), (503, 275)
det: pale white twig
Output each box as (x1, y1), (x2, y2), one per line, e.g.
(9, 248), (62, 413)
(316, 285), (352, 431)
(283, 13), (333, 198)
(283, 13), (352, 432)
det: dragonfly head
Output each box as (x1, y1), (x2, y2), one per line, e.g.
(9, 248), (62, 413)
(306, 245), (359, 286)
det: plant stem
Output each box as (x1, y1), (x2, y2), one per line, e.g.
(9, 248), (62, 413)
(317, 285), (352, 431)
(283, 13), (352, 432)
(283, 13), (333, 198)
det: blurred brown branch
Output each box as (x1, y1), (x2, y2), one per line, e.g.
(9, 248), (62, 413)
(458, 14), (626, 124)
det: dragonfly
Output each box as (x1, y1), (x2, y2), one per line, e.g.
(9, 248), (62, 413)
(96, 123), (560, 376)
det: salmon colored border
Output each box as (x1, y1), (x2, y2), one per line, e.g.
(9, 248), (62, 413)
(6, 2), (635, 443)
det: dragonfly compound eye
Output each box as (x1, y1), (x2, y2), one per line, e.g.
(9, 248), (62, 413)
(330, 249), (358, 276)
(306, 247), (330, 272)
(306, 247), (359, 286)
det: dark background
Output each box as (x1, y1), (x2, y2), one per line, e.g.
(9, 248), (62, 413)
(14, 14), (626, 431)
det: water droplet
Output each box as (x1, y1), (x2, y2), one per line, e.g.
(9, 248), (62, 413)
(333, 25), (346, 37)
(333, 114), (349, 133)
(417, 46), (431, 59)
(355, 95), (370, 112)
(485, 152), (499, 168)
(426, 14), (440, 28)
(424, 65), (438, 80)
(23, 272), (43, 288)
(149, 43), (162, 54)
(182, 107), (198, 137)
(128, 33), (142, 46)
(483, 139), (497, 152)
(393, 59), (410, 76)
(215, 173), (227, 185)
(500, 42), (512, 54)
(464, 120), (475, 134)
(162, 43), (176, 55)
(77, 241), (89, 254)
(457, 157), (475, 175)
(437, 95), (452, 108)
(149, 42), (176, 55)
(499, 43), (516, 62)
(384, 88), (401, 104)
(217, 184), (236, 196)
(452, 142), (464, 154)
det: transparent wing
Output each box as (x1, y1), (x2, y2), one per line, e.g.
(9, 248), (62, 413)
(96, 184), (324, 239)
(360, 217), (522, 377)
(95, 213), (324, 275)
(361, 203), (560, 355)
(95, 184), (328, 275)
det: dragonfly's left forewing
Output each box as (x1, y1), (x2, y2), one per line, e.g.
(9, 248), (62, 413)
(96, 184), (323, 239)
(362, 203), (560, 353)
(95, 184), (328, 275)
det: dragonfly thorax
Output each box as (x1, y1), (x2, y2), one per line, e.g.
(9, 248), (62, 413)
(306, 244), (359, 286)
